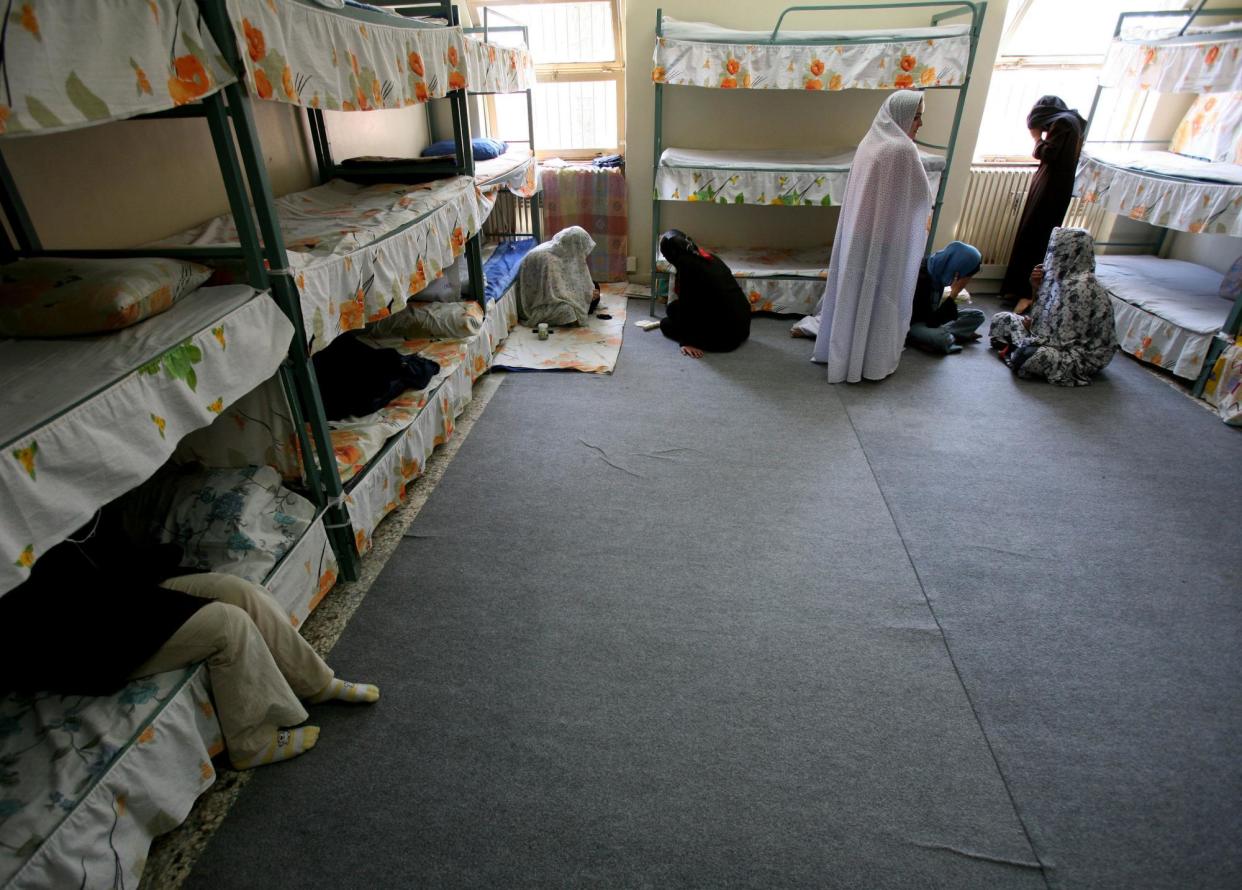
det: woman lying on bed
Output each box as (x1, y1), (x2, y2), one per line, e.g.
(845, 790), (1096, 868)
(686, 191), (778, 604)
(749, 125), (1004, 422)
(0, 526), (378, 770)
(988, 227), (1117, 386)
(659, 229), (751, 358)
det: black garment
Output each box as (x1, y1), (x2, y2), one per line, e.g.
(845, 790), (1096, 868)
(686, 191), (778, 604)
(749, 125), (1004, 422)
(1001, 100), (1085, 300)
(312, 332), (441, 420)
(909, 261), (962, 329)
(658, 229), (751, 352)
(0, 537), (206, 696)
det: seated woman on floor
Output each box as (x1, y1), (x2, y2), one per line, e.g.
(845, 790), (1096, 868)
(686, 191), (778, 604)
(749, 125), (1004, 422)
(659, 229), (751, 358)
(907, 240), (987, 355)
(517, 226), (599, 327)
(0, 525), (379, 770)
(988, 227), (1117, 386)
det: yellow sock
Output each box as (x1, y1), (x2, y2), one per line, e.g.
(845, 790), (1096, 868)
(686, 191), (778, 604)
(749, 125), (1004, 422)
(308, 678), (380, 704)
(231, 726), (320, 770)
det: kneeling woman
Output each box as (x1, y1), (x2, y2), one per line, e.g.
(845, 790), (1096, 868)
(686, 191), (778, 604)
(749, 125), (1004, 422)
(659, 229), (751, 358)
(989, 227), (1117, 386)
(907, 240), (987, 354)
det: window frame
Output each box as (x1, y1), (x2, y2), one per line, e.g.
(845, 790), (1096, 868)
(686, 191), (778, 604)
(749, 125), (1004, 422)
(973, 0), (1188, 165)
(469, 0), (625, 160)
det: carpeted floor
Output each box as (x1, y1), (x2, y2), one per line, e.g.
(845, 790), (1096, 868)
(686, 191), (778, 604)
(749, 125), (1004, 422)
(185, 300), (1242, 889)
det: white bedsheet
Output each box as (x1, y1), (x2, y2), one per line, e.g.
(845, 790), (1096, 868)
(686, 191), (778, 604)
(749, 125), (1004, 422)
(1100, 27), (1242, 93)
(656, 147), (944, 206)
(661, 19), (969, 43)
(1075, 151), (1242, 236)
(0, 287), (291, 597)
(475, 149), (540, 197)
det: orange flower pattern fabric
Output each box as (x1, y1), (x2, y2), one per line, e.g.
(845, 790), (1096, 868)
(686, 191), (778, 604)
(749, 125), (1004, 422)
(1100, 29), (1242, 94)
(652, 18), (968, 91)
(1074, 149), (1242, 237)
(656, 146), (945, 209)
(224, 0), (464, 111)
(1170, 91), (1242, 165)
(0, 0), (233, 137)
(474, 149), (542, 198)
(156, 176), (491, 354)
(463, 34), (535, 93)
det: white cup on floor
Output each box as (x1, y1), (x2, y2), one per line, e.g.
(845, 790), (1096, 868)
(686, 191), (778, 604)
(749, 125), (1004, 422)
(537, 322), (549, 340)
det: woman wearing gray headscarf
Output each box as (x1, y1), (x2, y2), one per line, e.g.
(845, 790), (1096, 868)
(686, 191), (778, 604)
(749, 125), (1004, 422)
(1000, 95), (1087, 313)
(791, 90), (932, 383)
(989, 227), (1117, 386)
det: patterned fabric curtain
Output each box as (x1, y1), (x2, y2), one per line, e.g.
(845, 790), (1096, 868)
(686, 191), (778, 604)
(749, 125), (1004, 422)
(541, 166), (628, 282)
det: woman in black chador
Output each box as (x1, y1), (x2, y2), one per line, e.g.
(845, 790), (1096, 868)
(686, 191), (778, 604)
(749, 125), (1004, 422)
(659, 229), (751, 358)
(1000, 95), (1087, 314)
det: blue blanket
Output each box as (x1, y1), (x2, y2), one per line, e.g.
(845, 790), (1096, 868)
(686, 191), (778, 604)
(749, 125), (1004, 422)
(484, 238), (537, 304)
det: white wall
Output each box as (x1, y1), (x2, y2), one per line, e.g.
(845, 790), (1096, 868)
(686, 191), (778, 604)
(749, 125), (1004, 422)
(323, 106), (432, 162)
(623, 0), (1009, 281)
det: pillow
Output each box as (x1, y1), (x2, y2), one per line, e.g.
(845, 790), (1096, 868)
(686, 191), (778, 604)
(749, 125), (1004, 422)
(420, 137), (508, 161)
(1221, 256), (1242, 303)
(0, 257), (211, 337)
(1170, 92), (1242, 164)
(151, 465), (316, 583)
(369, 301), (483, 340)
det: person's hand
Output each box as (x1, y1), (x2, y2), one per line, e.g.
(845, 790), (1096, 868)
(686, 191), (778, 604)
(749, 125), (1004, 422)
(1029, 127), (1043, 141)
(681, 345), (704, 358)
(1030, 264), (1044, 290)
(1022, 314), (1033, 330)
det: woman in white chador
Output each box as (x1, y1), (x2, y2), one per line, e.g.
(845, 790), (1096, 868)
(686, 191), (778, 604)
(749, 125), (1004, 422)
(792, 90), (932, 383)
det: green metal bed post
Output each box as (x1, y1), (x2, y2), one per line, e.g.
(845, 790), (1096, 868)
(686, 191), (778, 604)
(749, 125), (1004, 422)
(456, 85), (488, 306)
(925, 2), (986, 254)
(0, 149), (41, 254)
(649, 8), (665, 318)
(525, 24), (542, 242)
(200, 0), (361, 581)
(307, 107), (333, 183)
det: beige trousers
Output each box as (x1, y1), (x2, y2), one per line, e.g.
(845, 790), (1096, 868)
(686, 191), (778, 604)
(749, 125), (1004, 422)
(128, 573), (334, 763)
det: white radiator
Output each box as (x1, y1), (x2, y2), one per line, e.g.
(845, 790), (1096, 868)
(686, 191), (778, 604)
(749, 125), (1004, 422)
(482, 191), (540, 238)
(954, 165), (1107, 269)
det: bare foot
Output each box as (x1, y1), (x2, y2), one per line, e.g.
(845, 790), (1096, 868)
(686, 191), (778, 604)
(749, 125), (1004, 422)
(1014, 298), (1033, 315)
(680, 345), (704, 358)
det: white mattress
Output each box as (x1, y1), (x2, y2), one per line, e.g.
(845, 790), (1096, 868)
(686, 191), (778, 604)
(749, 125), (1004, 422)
(658, 244), (830, 278)
(0, 287), (293, 598)
(660, 146), (946, 174)
(475, 149), (540, 196)
(661, 18), (969, 43)
(1085, 148), (1242, 186)
(1096, 255), (1228, 336)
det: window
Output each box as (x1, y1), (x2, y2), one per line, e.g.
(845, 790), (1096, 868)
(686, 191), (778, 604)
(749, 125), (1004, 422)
(470, 1), (624, 158)
(973, 0), (1187, 163)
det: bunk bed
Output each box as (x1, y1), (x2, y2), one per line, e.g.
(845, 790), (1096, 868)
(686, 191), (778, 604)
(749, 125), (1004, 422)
(649, 2), (988, 316)
(1076, 4), (1242, 412)
(181, 0), (535, 560)
(0, 3), (348, 887)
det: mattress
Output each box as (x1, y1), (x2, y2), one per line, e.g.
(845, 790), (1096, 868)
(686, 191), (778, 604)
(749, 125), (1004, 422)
(158, 176), (491, 353)
(1075, 151), (1242, 237)
(223, 0), (464, 112)
(0, 0), (233, 139)
(656, 147), (945, 206)
(658, 245), (829, 316)
(475, 149), (541, 197)
(1097, 254), (1228, 379)
(654, 16), (971, 91)
(0, 665), (221, 890)
(0, 286), (292, 598)
(1100, 27), (1242, 93)
(345, 287), (518, 554)
(463, 33), (537, 93)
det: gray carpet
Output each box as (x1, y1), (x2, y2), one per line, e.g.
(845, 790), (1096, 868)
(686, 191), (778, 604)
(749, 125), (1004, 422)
(186, 300), (1241, 889)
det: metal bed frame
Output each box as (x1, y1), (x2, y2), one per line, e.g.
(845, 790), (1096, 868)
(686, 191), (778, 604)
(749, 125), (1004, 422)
(0, 0), (361, 580)
(648, 1), (988, 316)
(1080, 2), (1242, 397)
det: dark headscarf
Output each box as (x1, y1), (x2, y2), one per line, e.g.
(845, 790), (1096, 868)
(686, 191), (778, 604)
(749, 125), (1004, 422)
(1026, 95), (1087, 134)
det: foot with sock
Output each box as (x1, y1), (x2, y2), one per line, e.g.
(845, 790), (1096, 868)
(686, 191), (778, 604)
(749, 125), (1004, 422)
(231, 726), (320, 770)
(307, 677), (380, 704)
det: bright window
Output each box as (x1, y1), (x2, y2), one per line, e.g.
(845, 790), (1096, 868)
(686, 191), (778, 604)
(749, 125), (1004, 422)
(973, 0), (1187, 163)
(470, 1), (624, 158)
